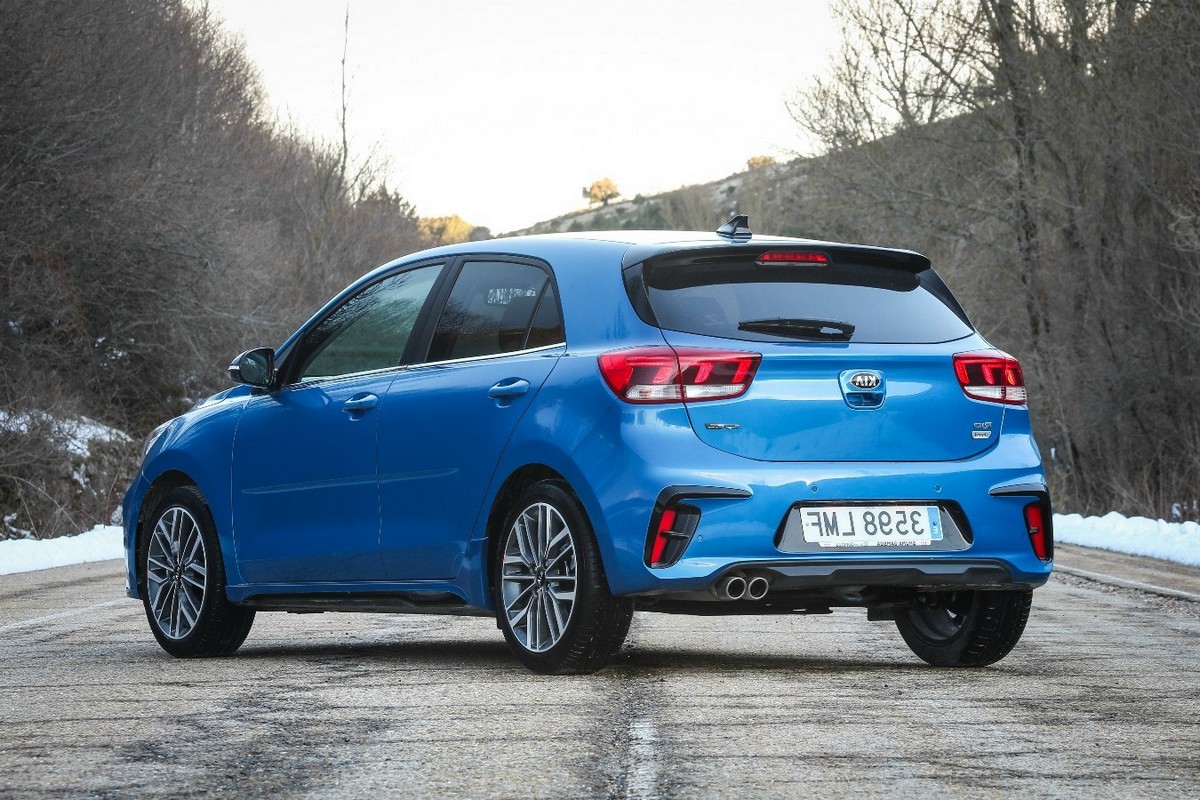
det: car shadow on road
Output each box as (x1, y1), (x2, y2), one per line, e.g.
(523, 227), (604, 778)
(234, 638), (517, 667)
(612, 648), (926, 674)
(230, 638), (924, 675)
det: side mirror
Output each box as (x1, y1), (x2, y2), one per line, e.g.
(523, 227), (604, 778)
(228, 347), (276, 389)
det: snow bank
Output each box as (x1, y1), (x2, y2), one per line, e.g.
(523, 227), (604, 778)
(0, 410), (133, 459)
(0, 525), (123, 576)
(1055, 512), (1200, 568)
(0, 513), (1196, 576)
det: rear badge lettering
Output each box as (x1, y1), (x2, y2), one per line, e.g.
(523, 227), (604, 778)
(705, 422), (741, 431)
(972, 421), (993, 439)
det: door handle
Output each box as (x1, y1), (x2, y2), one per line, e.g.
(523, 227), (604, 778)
(342, 393), (379, 413)
(487, 379), (530, 399)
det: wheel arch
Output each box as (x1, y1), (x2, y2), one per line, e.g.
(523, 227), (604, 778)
(482, 463), (623, 606)
(134, 470), (201, 589)
(484, 464), (567, 599)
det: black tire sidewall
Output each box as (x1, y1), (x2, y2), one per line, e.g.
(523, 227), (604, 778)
(896, 589), (1031, 667)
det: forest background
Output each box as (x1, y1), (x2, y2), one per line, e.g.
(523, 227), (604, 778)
(2, 0), (1198, 539)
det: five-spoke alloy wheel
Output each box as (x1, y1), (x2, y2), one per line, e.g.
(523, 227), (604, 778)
(495, 481), (632, 674)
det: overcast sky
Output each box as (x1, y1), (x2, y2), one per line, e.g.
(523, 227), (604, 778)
(206, 0), (838, 233)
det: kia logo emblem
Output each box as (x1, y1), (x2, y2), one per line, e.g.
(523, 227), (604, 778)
(848, 371), (881, 390)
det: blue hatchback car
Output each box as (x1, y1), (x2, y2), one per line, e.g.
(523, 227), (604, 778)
(124, 216), (1052, 674)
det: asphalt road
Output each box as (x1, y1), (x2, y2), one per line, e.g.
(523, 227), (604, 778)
(2, 553), (1199, 799)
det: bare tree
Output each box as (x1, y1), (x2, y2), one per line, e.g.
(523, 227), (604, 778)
(790, 0), (1200, 517)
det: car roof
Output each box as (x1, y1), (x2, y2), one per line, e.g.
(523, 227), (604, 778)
(406, 230), (931, 272)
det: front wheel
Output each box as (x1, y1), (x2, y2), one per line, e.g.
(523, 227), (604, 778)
(895, 589), (1032, 667)
(494, 482), (632, 674)
(140, 486), (255, 657)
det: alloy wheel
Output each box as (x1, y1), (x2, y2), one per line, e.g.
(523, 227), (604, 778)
(500, 502), (578, 653)
(146, 505), (208, 640)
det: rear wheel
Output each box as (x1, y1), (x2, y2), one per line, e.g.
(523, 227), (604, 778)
(494, 482), (632, 674)
(140, 486), (255, 657)
(895, 589), (1032, 667)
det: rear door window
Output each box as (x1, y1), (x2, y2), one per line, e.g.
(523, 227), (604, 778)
(427, 260), (563, 362)
(640, 256), (972, 344)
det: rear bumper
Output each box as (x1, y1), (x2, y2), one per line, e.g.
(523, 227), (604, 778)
(634, 557), (1043, 615)
(572, 403), (1052, 597)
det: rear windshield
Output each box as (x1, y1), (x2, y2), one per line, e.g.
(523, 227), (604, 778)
(639, 258), (973, 344)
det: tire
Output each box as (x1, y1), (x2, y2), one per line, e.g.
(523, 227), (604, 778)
(139, 485), (255, 658)
(494, 481), (633, 675)
(895, 589), (1032, 667)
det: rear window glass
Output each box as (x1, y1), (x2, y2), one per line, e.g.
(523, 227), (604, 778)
(641, 259), (973, 344)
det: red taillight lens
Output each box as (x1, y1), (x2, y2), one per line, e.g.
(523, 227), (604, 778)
(598, 347), (761, 404)
(953, 351), (1027, 405)
(756, 250), (830, 265)
(1023, 500), (1053, 561)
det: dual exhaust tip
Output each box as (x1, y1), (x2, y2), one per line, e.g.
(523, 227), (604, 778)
(715, 574), (769, 602)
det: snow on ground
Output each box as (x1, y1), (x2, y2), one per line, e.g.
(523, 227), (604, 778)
(0, 513), (1197, 576)
(0, 525), (123, 576)
(1055, 513), (1200, 568)
(0, 410), (132, 458)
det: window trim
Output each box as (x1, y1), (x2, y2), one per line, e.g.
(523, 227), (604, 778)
(409, 341), (567, 371)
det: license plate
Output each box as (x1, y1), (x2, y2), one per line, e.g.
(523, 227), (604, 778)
(796, 505), (942, 548)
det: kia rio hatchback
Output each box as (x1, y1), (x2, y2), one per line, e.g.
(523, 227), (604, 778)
(124, 217), (1053, 674)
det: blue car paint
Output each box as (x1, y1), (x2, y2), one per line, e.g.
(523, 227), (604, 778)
(125, 231), (1050, 614)
(231, 372), (393, 583)
(375, 345), (563, 580)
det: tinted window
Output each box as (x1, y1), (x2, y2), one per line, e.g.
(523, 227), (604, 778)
(642, 260), (972, 344)
(295, 264), (442, 381)
(428, 261), (562, 361)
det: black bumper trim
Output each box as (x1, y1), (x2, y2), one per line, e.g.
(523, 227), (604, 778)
(718, 558), (1044, 590)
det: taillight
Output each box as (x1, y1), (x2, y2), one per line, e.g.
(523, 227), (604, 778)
(1023, 500), (1053, 561)
(953, 351), (1027, 405)
(598, 346), (761, 404)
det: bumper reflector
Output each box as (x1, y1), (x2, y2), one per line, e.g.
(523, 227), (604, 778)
(646, 504), (701, 568)
(1023, 500), (1053, 561)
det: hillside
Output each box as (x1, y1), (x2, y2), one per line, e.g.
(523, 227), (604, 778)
(509, 160), (811, 238)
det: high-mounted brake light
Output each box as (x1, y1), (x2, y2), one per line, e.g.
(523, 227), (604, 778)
(757, 250), (829, 265)
(598, 346), (761, 404)
(953, 351), (1027, 405)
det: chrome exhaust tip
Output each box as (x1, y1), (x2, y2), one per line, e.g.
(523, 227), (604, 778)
(746, 575), (769, 601)
(716, 575), (747, 601)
